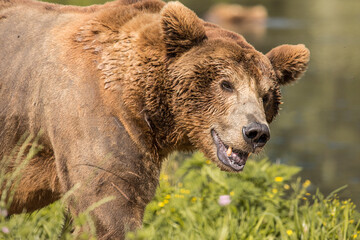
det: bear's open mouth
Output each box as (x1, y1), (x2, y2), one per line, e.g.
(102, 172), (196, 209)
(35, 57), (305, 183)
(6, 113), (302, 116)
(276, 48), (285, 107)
(211, 129), (249, 171)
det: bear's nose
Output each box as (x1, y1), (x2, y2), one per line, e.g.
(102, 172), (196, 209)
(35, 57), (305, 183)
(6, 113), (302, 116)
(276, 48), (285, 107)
(242, 122), (270, 150)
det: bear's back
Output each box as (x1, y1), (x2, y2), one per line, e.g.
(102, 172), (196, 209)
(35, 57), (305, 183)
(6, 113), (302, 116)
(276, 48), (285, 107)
(0, 0), (165, 14)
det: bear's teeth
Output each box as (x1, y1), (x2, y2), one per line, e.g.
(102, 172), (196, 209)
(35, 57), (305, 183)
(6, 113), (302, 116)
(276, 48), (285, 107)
(226, 147), (232, 157)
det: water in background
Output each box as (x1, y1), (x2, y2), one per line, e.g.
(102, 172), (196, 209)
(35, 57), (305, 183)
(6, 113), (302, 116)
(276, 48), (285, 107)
(45, 0), (360, 204)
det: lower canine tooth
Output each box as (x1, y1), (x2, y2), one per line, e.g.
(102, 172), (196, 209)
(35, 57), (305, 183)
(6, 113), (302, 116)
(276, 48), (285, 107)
(227, 147), (232, 156)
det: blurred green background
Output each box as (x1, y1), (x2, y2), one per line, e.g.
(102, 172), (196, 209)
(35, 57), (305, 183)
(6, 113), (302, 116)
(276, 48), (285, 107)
(45, 0), (360, 205)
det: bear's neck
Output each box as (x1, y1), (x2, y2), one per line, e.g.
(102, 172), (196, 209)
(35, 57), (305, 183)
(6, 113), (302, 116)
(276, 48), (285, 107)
(94, 20), (193, 159)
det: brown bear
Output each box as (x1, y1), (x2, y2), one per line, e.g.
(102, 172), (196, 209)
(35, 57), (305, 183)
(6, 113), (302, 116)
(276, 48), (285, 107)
(204, 3), (267, 39)
(0, 0), (310, 238)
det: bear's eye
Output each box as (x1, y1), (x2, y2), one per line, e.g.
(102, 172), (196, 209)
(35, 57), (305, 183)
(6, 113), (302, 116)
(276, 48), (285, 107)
(262, 94), (269, 104)
(220, 81), (234, 92)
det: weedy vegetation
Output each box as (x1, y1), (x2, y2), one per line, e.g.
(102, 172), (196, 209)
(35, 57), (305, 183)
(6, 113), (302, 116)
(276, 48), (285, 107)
(0, 142), (359, 239)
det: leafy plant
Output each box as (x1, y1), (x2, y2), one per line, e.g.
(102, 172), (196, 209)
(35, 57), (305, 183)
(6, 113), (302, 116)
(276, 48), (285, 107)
(0, 148), (359, 239)
(128, 152), (360, 240)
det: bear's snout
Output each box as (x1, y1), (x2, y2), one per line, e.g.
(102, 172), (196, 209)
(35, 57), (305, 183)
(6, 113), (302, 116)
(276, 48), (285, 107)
(242, 122), (270, 151)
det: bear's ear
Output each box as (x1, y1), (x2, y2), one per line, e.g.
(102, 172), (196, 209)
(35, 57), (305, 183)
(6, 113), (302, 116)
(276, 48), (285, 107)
(161, 1), (207, 58)
(266, 44), (310, 85)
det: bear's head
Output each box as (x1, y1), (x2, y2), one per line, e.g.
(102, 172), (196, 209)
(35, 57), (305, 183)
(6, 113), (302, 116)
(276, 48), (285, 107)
(161, 2), (310, 172)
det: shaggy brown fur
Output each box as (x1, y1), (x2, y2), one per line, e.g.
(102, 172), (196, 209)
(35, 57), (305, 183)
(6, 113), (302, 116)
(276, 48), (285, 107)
(0, 0), (310, 238)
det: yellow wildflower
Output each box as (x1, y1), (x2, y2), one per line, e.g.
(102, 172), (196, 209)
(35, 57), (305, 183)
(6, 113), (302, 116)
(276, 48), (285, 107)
(230, 191), (234, 196)
(164, 199), (169, 204)
(191, 197), (197, 203)
(303, 180), (311, 188)
(302, 197), (307, 201)
(165, 194), (171, 199)
(305, 193), (311, 196)
(178, 182), (183, 187)
(272, 188), (278, 194)
(349, 219), (354, 224)
(286, 230), (293, 236)
(160, 174), (169, 181)
(353, 234), (357, 239)
(284, 184), (290, 190)
(158, 202), (165, 207)
(180, 188), (190, 194)
(205, 160), (211, 164)
(175, 194), (184, 199)
(275, 177), (283, 182)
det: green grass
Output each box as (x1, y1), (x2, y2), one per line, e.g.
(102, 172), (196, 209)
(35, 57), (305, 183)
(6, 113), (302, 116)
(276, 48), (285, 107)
(128, 152), (360, 240)
(0, 148), (359, 239)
